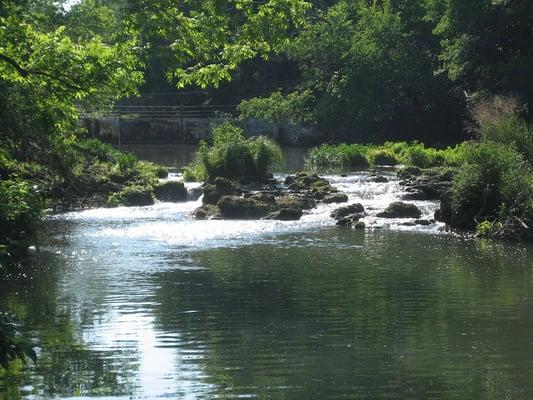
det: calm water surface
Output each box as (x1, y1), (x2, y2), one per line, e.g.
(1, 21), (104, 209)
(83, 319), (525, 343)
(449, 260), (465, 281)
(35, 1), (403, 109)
(1, 172), (532, 399)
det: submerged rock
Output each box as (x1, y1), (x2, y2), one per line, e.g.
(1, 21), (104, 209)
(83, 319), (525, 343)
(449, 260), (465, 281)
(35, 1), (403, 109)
(330, 203), (365, 219)
(377, 202), (421, 218)
(154, 181), (187, 202)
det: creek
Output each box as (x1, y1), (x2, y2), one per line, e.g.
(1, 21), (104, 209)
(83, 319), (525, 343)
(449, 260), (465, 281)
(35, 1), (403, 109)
(1, 170), (532, 399)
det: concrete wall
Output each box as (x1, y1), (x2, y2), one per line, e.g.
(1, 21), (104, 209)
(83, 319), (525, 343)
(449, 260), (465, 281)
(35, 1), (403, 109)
(83, 117), (321, 146)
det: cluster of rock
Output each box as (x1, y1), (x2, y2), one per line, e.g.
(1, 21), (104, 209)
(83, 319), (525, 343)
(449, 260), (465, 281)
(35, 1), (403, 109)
(398, 166), (454, 201)
(193, 173), (349, 220)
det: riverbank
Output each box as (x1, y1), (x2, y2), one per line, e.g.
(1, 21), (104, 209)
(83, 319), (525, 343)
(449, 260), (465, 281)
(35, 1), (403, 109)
(1, 139), (173, 268)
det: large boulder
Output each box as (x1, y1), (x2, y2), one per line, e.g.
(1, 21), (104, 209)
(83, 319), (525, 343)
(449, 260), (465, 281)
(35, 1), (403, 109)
(265, 207), (303, 221)
(330, 203), (365, 219)
(217, 195), (275, 219)
(203, 178), (242, 205)
(154, 181), (187, 202)
(377, 202), (421, 218)
(285, 172), (342, 201)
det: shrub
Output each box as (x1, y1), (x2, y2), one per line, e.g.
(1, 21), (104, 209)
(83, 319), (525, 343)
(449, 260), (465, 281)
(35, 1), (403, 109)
(248, 136), (284, 176)
(184, 123), (283, 181)
(76, 139), (118, 162)
(398, 143), (444, 168)
(448, 142), (532, 231)
(115, 152), (138, 172)
(0, 179), (44, 244)
(107, 184), (155, 207)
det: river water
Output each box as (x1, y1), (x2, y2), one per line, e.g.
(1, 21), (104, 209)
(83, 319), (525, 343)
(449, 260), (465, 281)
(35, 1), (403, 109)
(1, 171), (532, 399)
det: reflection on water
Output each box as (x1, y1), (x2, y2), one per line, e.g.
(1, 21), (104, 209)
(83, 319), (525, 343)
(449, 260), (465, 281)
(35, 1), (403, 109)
(1, 172), (532, 399)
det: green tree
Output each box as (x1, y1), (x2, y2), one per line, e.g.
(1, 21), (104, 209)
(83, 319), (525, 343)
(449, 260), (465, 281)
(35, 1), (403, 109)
(427, 0), (533, 105)
(275, 0), (464, 142)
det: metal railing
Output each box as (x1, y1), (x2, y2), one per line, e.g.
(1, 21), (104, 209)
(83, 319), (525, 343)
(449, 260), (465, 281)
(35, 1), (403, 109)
(80, 104), (237, 120)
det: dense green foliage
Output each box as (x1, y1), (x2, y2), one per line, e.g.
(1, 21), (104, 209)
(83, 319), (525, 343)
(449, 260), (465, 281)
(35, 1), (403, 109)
(449, 142), (531, 230)
(183, 122), (283, 181)
(237, 0), (533, 143)
(445, 99), (533, 239)
(238, 90), (314, 125)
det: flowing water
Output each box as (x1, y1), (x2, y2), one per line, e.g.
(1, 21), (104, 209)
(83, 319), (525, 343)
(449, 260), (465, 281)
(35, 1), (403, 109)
(1, 171), (533, 399)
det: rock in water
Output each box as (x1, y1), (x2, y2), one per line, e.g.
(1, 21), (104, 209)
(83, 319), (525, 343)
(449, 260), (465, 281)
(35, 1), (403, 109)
(277, 195), (316, 210)
(370, 176), (388, 183)
(323, 193), (349, 204)
(330, 203), (365, 219)
(377, 202), (421, 218)
(353, 221), (366, 230)
(217, 195), (274, 219)
(154, 181), (187, 202)
(203, 178), (242, 205)
(193, 204), (220, 219)
(265, 207), (303, 221)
